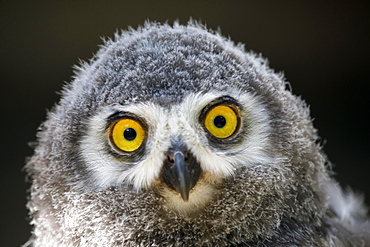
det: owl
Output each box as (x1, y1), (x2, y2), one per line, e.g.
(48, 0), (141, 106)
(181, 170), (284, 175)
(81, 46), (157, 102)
(25, 21), (370, 246)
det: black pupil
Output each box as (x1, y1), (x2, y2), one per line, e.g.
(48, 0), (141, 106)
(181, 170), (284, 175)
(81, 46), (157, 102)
(124, 128), (137, 141)
(214, 115), (226, 128)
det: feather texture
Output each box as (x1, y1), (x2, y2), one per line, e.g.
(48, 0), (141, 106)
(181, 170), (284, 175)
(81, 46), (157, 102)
(25, 21), (370, 246)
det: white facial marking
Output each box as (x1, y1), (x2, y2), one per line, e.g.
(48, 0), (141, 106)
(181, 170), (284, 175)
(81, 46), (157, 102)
(80, 103), (171, 190)
(80, 89), (275, 192)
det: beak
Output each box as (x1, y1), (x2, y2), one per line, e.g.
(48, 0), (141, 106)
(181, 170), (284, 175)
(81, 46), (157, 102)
(161, 141), (201, 201)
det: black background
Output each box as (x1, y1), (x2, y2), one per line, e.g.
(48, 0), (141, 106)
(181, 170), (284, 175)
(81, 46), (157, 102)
(1, 1), (369, 246)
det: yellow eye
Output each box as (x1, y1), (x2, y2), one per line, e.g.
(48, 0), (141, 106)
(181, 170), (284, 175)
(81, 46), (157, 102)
(204, 105), (239, 139)
(110, 119), (145, 152)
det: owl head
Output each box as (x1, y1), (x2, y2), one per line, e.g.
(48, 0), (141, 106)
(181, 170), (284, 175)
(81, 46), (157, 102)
(26, 21), (368, 246)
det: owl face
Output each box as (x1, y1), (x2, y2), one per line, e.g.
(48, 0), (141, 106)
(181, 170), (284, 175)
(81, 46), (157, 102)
(80, 89), (276, 212)
(52, 23), (321, 218)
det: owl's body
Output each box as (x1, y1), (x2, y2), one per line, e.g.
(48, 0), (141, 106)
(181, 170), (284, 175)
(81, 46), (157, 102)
(25, 22), (369, 246)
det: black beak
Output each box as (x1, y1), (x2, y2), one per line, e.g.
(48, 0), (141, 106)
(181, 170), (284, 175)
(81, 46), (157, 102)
(161, 142), (201, 201)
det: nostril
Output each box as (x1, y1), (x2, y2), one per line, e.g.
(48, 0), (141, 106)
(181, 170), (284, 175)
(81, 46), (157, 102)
(184, 152), (190, 161)
(167, 155), (174, 163)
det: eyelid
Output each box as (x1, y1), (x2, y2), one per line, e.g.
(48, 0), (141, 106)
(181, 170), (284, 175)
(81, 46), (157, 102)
(198, 96), (240, 122)
(106, 111), (148, 131)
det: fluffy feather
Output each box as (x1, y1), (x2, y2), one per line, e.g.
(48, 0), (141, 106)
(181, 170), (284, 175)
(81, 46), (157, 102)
(25, 21), (370, 246)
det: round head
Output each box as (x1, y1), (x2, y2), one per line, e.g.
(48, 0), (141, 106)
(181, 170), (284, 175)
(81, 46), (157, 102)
(26, 22), (331, 246)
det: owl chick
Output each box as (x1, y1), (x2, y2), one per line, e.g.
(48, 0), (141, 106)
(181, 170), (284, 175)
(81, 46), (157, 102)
(25, 21), (370, 246)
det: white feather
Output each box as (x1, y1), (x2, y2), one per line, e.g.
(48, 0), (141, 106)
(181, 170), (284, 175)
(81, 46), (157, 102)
(80, 89), (277, 193)
(324, 182), (368, 225)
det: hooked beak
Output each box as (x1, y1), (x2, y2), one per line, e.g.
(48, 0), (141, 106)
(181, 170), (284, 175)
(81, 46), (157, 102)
(161, 142), (201, 201)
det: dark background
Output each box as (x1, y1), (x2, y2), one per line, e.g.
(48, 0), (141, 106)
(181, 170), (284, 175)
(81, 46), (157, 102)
(1, 1), (369, 246)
